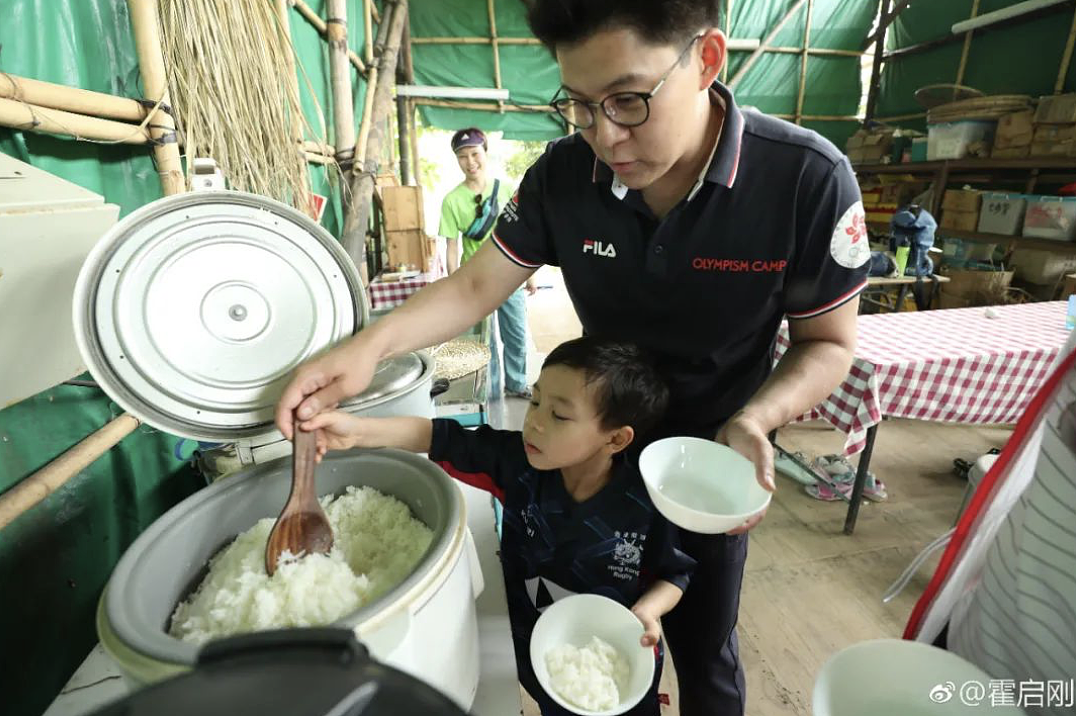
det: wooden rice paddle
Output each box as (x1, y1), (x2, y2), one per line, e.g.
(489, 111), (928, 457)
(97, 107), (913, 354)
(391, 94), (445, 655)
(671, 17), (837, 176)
(265, 419), (334, 575)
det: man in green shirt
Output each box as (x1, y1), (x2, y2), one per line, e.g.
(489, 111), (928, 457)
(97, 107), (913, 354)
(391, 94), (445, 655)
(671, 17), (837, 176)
(439, 128), (535, 398)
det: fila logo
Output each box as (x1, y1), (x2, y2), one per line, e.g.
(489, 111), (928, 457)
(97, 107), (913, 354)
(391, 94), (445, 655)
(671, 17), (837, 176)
(582, 239), (617, 258)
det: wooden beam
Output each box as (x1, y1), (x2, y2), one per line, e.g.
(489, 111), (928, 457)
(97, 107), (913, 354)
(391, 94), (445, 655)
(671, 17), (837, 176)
(1056, 6), (1076, 93)
(865, 0), (891, 122)
(342, 0), (409, 275)
(860, 0), (912, 51)
(729, 0), (809, 89)
(795, 0), (814, 125)
(955, 0), (982, 87)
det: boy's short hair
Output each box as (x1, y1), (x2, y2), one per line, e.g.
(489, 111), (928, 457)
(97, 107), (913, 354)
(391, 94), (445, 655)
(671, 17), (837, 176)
(543, 337), (669, 439)
(525, 0), (719, 51)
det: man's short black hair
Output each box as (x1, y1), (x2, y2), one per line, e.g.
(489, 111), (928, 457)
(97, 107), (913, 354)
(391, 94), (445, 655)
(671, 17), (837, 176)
(543, 337), (669, 439)
(525, 0), (720, 51)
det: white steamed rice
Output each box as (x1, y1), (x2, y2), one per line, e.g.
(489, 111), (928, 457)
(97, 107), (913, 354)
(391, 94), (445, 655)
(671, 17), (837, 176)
(546, 635), (629, 711)
(169, 485), (433, 644)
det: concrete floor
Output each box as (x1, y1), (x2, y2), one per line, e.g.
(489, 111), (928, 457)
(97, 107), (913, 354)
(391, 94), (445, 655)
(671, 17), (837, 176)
(488, 267), (1012, 715)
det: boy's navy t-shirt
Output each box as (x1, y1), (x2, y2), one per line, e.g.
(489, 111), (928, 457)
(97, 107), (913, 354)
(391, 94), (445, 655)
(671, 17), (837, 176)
(428, 419), (695, 647)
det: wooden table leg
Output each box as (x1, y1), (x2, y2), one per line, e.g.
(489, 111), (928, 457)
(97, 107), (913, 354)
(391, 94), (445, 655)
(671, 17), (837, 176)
(844, 423), (879, 535)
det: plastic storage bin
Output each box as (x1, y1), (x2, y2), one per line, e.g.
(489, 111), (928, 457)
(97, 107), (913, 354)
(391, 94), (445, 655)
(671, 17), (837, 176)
(927, 120), (996, 160)
(977, 193), (1027, 236)
(1023, 195), (1076, 242)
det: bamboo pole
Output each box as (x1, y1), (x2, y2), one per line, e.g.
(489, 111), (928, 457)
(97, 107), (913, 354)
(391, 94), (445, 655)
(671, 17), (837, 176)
(396, 16), (416, 185)
(729, 0), (808, 88)
(956, 0), (982, 87)
(410, 36), (541, 45)
(364, 0), (375, 65)
(757, 46), (863, 57)
(0, 73), (147, 123)
(342, 0), (409, 272)
(795, 0), (814, 125)
(402, 17), (419, 184)
(0, 414), (140, 532)
(722, 0), (732, 82)
(1056, 7), (1076, 93)
(327, 0), (356, 175)
(128, 0), (184, 196)
(487, 0), (505, 113)
(291, 0), (368, 75)
(0, 98), (152, 144)
(411, 97), (554, 113)
(355, 66), (379, 176)
(865, 0), (891, 122)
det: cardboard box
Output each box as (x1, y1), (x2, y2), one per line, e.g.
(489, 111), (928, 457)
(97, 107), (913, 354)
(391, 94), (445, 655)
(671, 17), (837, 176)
(385, 228), (435, 272)
(942, 189), (982, 213)
(1011, 248), (1076, 285)
(939, 269), (1014, 306)
(941, 209), (980, 232)
(1030, 123), (1076, 156)
(1034, 93), (1076, 124)
(846, 128), (894, 164)
(1061, 273), (1076, 298)
(994, 110), (1034, 149)
(381, 185), (425, 231)
(992, 145), (1031, 159)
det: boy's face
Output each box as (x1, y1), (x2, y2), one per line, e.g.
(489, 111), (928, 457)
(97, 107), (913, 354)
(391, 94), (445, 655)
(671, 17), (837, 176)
(522, 364), (629, 470)
(555, 27), (722, 191)
(455, 145), (486, 180)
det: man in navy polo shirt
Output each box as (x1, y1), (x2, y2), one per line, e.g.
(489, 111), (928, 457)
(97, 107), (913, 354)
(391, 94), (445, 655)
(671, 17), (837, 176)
(277, 2), (868, 713)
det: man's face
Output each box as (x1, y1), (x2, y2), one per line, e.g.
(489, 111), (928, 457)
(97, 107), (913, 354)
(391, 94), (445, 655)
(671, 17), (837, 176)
(556, 27), (709, 190)
(455, 145), (486, 179)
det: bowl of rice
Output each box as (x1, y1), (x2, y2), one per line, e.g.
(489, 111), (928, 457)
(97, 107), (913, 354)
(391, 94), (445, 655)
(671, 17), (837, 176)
(530, 594), (655, 715)
(639, 436), (771, 534)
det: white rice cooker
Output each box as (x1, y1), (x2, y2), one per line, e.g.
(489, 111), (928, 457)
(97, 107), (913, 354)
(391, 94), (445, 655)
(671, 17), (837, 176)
(70, 181), (484, 710)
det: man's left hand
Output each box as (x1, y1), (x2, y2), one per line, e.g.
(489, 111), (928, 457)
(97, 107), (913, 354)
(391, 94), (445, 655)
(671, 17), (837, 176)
(716, 411), (776, 535)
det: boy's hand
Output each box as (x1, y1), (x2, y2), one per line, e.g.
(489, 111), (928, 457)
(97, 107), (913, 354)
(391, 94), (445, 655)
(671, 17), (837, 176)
(630, 604), (662, 648)
(299, 412), (366, 461)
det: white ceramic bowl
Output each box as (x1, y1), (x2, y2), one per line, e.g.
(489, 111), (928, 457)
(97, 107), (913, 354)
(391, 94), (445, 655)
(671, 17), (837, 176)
(638, 437), (771, 534)
(813, 639), (1026, 716)
(530, 594), (656, 716)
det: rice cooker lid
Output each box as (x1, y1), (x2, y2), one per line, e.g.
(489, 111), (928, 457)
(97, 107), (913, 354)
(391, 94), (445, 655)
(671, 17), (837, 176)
(72, 190), (369, 443)
(341, 352), (425, 407)
(86, 629), (468, 716)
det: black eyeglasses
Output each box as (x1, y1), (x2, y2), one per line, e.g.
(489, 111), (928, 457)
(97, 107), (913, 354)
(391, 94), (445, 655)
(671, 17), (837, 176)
(474, 192), (483, 219)
(549, 34), (703, 131)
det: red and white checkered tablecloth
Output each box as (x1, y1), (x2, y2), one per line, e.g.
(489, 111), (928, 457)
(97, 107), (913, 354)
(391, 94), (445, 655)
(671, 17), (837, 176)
(775, 301), (1071, 455)
(367, 272), (437, 310)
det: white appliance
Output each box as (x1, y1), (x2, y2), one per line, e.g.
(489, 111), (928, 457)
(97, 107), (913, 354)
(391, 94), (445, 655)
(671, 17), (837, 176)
(0, 153), (119, 406)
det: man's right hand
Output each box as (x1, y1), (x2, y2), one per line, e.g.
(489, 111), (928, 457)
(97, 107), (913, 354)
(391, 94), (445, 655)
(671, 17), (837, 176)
(275, 337), (381, 440)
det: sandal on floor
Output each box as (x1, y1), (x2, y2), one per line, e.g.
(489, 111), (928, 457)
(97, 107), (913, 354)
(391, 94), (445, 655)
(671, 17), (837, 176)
(805, 475), (888, 502)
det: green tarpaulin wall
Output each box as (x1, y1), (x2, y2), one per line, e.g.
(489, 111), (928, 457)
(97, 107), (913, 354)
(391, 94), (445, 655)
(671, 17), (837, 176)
(878, 0), (1076, 131)
(409, 0), (877, 149)
(1, 2), (1071, 714)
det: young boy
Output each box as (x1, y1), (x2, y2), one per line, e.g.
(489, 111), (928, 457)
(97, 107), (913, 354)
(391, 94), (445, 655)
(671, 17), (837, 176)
(301, 337), (695, 715)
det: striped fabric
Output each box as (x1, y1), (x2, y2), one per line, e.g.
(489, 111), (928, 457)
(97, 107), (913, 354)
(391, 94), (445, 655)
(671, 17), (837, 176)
(947, 334), (1076, 715)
